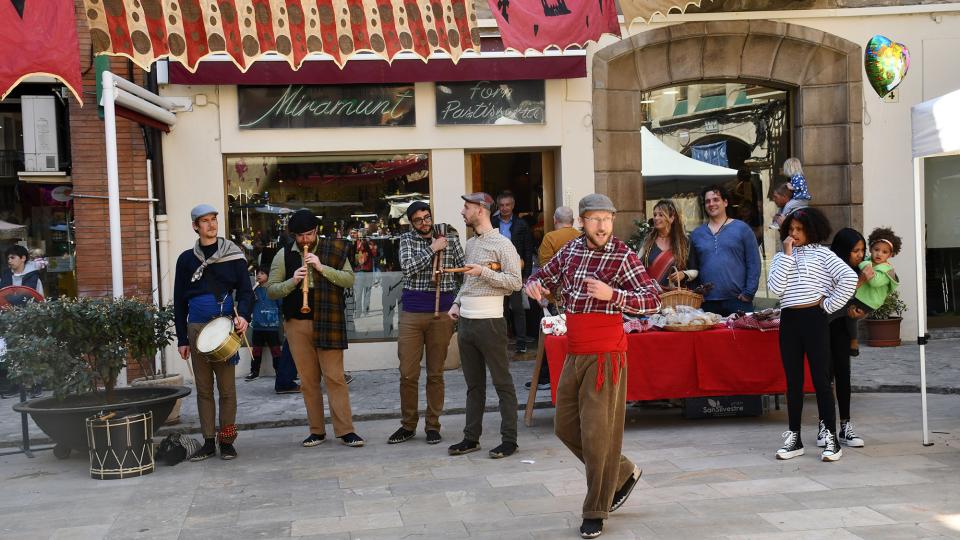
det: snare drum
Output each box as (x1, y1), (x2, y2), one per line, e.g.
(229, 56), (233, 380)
(196, 316), (241, 363)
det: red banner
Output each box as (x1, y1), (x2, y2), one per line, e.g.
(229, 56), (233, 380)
(0, 0), (83, 103)
(486, 0), (620, 52)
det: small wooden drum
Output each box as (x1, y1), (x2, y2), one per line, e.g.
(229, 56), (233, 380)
(196, 316), (241, 363)
(86, 411), (154, 480)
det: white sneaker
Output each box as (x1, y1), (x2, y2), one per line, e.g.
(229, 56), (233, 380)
(839, 421), (865, 447)
(816, 419), (828, 448)
(821, 430), (843, 462)
(777, 431), (804, 460)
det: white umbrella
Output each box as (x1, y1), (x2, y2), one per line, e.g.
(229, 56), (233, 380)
(0, 220), (27, 240)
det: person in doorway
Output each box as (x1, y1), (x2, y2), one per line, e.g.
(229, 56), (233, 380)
(173, 204), (253, 461)
(768, 208), (857, 462)
(246, 266), (282, 382)
(447, 192), (523, 459)
(266, 210), (364, 449)
(526, 194), (661, 539)
(491, 191), (534, 353)
(690, 185), (761, 316)
(388, 201), (465, 445)
(1, 245), (44, 297)
(526, 206), (581, 391)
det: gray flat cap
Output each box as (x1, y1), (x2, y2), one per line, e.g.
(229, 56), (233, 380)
(579, 193), (617, 215)
(191, 203), (218, 221)
(461, 192), (494, 210)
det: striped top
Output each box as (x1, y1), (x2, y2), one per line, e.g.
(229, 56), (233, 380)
(768, 244), (858, 314)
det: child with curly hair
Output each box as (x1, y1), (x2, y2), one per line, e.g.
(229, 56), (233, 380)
(850, 228), (902, 359)
(783, 157), (812, 201)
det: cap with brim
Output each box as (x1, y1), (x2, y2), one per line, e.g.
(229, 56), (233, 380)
(579, 193), (617, 215)
(191, 204), (218, 221)
(461, 192), (494, 210)
(288, 209), (319, 234)
(406, 201), (431, 221)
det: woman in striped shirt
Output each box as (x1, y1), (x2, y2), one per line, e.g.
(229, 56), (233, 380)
(768, 208), (858, 462)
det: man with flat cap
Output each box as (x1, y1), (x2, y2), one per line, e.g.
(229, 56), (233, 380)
(447, 192), (523, 459)
(388, 201), (465, 445)
(267, 209), (365, 448)
(174, 203), (253, 461)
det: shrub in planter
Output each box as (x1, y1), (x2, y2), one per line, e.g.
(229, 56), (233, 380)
(865, 290), (907, 347)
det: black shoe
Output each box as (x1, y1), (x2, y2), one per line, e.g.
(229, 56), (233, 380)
(610, 465), (642, 512)
(388, 427), (415, 444)
(344, 373), (355, 385)
(448, 439), (480, 455)
(302, 433), (326, 447)
(219, 442), (237, 460)
(580, 518), (603, 539)
(189, 438), (217, 462)
(776, 430), (804, 460)
(515, 340), (528, 354)
(276, 385), (301, 394)
(244, 373), (260, 382)
(524, 381), (549, 390)
(425, 430), (442, 445)
(489, 441), (518, 459)
(30, 384), (42, 398)
(339, 432), (365, 447)
(849, 348), (860, 357)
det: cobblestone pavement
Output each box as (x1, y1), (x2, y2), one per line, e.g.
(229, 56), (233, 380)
(0, 393), (958, 539)
(2, 339), (958, 448)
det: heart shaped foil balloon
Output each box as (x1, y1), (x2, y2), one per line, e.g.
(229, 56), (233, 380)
(864, 35), (910, 98)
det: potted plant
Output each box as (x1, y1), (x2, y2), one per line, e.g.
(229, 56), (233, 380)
(126, 302), (187, 425)
(864, 290), (907, 347)
(3, 297), (190, 458)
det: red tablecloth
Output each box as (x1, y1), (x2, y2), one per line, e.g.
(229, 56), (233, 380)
(545, 328), (814, 403)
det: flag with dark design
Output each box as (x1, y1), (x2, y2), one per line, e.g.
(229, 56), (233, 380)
(486, 0), (620, 52)
(0, 0), (83, 104)
(81, 0), (480, 71)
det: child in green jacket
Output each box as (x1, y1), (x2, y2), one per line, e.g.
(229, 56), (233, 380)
(853, 227), (902, 312)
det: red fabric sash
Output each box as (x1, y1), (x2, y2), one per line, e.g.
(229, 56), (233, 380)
(566, 313), (627, 391)
(647, 249), (676, 285)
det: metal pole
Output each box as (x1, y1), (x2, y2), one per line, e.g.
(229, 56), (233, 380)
(913, 157), (932, 446)
(146, 158), (163, 375)
(102, 71), (124, 299)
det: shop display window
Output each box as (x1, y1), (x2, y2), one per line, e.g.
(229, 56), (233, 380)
(225, 153), (430, 341)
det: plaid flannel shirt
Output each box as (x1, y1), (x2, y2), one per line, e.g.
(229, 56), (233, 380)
(399, 227), (465, 293)
(528, 235), (661, 316)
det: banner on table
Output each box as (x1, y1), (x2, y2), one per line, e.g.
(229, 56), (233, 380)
(80, 0), (480, 71)
(486, 0), (620, 52)
(0, 0), (83, 103)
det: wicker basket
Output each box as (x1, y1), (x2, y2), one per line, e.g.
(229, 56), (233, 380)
(659, 269), (703, 309)
(663, 324), (711, 332)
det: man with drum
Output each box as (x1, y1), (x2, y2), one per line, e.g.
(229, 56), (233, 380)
(387, 201), (464, 445)
(174, 204), (253, 461)
(526, 194), (660, 539)
(266, 209), (365, 448)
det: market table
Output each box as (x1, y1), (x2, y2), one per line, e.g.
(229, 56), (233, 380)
(522, 328), (813, 425)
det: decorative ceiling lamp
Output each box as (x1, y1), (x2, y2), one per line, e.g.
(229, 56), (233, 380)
(81, 0), (481, 72)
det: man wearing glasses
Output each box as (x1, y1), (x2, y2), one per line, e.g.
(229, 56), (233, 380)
(388, 202), (465, 445)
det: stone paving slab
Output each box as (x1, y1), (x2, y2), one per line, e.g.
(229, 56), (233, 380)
(2, 338), (958, 448)
(0, 393), (957, 539)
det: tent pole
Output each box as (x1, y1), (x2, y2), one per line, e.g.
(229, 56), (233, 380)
(913, 157), (932, 446)
(102, 70), (128, 387)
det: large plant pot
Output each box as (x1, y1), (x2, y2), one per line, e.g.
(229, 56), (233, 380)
(13, 386), (191, 459)
(130, 374), (185, 425)
(865, 317), (903, 347)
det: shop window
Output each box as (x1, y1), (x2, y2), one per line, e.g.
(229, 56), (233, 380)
(225, 153), (430, 341)
(640, 82), (790, 305)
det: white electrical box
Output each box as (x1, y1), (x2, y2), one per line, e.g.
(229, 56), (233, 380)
(21, 96), (59, 172)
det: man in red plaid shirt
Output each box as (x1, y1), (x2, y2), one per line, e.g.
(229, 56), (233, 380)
(526, 194), (660, 539)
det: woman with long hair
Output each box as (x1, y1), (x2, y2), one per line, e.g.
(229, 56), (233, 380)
(768, 208), (857, 462)
(638, 200), (698, 288)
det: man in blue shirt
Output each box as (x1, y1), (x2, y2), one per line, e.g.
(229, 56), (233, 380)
(491, 191), (533, 353)
(690, 185), (761, 316)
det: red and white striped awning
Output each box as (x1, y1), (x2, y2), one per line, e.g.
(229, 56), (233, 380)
(81, 0), (480, 71)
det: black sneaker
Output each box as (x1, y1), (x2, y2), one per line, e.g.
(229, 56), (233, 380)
(515, 340), (528, 354)
(489, 441), (518, 459)
(189, 438), (217, 462)
(821, 430), (843, 462)
(776, 430), (804, 460)
(339, 432), (365, 447)
(276, 385), (301, 394)
(302, 433), (326, 447)
(580, 518), (603, 539)
(448, 439), (480, 455)
(838, 420), (864, 447)
(524, 381), (551, 391)
(610, 465), (642, 512)
(388, 427), (415, 444)
(219, 442), (237, 460)
(244, 373), (260, 382)
(425, 430), (442, 444)
(849, 348), (860, 357)
(344, 373), (355, 385)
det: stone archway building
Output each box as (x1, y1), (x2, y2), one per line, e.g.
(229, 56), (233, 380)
(592, 20), (863, 240)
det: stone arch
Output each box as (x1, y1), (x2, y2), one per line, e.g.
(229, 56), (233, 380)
(592, 20), (863, 240)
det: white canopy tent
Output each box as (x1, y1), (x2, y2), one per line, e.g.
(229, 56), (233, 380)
(640, 127), (739, 179)
(910, 88), (960, 446)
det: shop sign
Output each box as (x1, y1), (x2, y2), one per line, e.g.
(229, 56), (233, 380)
(238, 84), (416, 129)
(435, 80), (545, 125)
